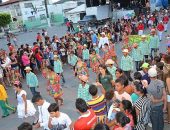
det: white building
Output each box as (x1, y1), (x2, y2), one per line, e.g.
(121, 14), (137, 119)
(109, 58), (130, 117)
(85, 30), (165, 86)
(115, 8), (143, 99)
(0, 0), (63, 29)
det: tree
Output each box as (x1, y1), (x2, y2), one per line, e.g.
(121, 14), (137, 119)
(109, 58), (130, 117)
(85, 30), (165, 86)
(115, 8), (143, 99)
(0, 13), (11, 27)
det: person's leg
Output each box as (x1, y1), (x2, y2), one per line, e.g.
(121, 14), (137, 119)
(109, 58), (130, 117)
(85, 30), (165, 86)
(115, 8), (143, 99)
(0, 100), (10, 116)
(61, 73), (65, 83)
(30, 87), (38, 96)
(5, 99), (16, 112)
(167, 102), (170, 123)
(151, 105), (164, 130)
(150, 48), (154, 61)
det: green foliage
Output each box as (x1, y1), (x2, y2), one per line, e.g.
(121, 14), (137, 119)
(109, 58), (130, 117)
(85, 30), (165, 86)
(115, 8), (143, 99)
(0, 13), (11, 27)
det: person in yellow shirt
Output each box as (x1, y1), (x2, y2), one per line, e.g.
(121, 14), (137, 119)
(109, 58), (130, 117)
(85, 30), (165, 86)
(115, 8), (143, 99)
(0, 84), (16, 117)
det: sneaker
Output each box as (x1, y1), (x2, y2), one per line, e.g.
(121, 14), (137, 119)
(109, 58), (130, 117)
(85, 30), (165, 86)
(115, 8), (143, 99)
(2, 114), (9, 118)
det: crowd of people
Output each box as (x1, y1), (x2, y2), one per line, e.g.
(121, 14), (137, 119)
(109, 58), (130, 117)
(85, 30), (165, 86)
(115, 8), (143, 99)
(0, 7), (170, 130)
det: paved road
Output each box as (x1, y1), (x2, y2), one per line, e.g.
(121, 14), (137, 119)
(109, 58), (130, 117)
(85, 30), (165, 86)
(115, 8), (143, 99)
(0, 25), (169, 130)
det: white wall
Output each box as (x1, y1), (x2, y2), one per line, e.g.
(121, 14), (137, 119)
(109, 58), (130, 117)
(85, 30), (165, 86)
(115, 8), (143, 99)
(65, 13), (80, 23)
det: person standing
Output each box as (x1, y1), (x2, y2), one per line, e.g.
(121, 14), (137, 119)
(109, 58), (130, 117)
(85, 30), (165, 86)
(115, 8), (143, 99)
(132, 43), (143, 71)
(105, 59), (117, 81)
(0, 84), (16, 118)
(157, 21), (164, 41)
(137, 21), (144, 35)
(120, 49), (133, 81)
(74, 98), (97, 130)
(98, 32), (109, 49)
(48, 103), (72, 130)
(25, 66), (39, 96)
(32, 94), (50, 130)
(82, 44), (90, 68)
(147, 67), (167, 130)
(163, 13), (169, 32)
(139, 35), (150, 62)
(149, 29), (160, 60)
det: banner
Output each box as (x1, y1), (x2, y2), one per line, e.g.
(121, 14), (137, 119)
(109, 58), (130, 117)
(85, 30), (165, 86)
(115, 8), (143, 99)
(128, 35), (150, 45)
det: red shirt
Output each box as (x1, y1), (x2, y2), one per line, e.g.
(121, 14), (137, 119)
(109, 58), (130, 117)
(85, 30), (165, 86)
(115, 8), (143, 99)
(32, 45), (39, 53)
(163, 16), (169, 24)
(74, 109), (97, 130)
(150, 17), (155, 22)
(157, 24), (164, 31)
(137, 24), (144, 31)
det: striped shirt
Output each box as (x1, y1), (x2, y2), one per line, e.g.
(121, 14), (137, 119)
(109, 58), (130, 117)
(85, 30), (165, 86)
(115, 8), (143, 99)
(87, 95), (107, 116)
(134, 96), (150, 130)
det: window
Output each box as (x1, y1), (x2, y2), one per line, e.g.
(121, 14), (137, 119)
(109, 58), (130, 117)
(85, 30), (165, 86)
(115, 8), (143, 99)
(27, 16), (36, 21)
(24, 3), (33, 8)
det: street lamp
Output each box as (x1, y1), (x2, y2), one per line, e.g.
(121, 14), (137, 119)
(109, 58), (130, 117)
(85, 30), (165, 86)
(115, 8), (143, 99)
(44, 0), (51, 27)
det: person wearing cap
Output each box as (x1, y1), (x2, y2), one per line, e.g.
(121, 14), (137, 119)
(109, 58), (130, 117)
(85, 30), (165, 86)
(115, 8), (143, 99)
(106, 59), (117, 81)
(0, 84), (16, 118)
(120, 49), (133, 81)
(132, 43), (143, 71)
(137, 21), (144, 35)
(25, 66), (39, 96)
(140, 62), (151, 84)
(147, 67), (167, 130)
(139, 35), (150, 62)
(157, 21), (164, 41)
(54, 55), (65, 85)
(149, 29), (160, 60)
(98, 32), (109, 49)
(163, 13), (169, 32)
(82, 44), (90, 67)
(78, 75), (91, 102)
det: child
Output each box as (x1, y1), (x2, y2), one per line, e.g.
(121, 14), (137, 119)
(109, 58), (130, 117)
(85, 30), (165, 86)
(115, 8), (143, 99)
(93, 43), (99, 54)
(106, 59), (117, 81)
(77, 75), (91, 102)
(67, 51), (78, 68)
(120, 100), (136, 129)
(114, 112), (131, 130)
(82, 44), (90, 68)
(108, 99), (121, 121)
(48, 103), (72, 130)
(14, 81), (37, 122)
(54, 55), (65, 85)
(114, 78), (132, 103)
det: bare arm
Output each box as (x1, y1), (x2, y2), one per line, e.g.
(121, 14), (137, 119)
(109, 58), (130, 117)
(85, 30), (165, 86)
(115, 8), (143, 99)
(22, 94), (27, 114)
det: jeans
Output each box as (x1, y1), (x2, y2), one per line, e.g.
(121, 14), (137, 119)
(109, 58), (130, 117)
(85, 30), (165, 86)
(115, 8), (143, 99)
(144, 55), (149, 62)
(150, 48), (158, 61)
(123, 71), (133, 81)
(30, 87), (39, 96)
(151, 105), (164, 130)
(135, 61), (141, 71)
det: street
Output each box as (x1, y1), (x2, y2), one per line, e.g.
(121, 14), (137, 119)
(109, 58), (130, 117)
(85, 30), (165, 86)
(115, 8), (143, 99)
(0, 24), (169, 130)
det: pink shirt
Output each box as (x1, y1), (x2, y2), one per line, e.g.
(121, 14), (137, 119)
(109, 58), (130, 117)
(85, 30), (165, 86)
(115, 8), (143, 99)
(22, 54), (30, 66)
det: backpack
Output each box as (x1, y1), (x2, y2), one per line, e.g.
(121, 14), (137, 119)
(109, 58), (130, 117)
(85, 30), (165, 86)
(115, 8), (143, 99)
(140, 97), (151, 126)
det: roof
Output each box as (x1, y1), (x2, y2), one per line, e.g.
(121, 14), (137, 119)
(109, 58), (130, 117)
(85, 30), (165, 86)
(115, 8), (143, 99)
(0, 0), (30, 6)
(53, 0), (76, 4)
(66, 4), (85, 14)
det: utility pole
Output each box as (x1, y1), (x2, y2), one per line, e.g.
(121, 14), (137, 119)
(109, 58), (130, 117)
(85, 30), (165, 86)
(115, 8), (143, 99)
(45, 0), (51, 27)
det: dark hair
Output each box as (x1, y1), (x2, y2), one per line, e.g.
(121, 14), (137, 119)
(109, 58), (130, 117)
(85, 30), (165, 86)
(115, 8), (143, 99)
(116, 68), (123, 74)
(94, 123), (110, 130)
(105, 90), (114, 100)
(47, 65), (54, 71)
(14, 82), (22, 89)
(48, 103), (59, 112)
(121, 100), (137, 125)
(75, 98), (88, 113)
(156, 62), (164, 70)
(154, 56), (161, 63)
(134, 72), (142, 80)
(32, 94), (43, 103)
(89, 84), (98, 96)
(115, 112), (130, 127)
(134, 81), (147, 96)
(18, 122), (32, 130)
(119, 76), (129, 86)
(115, 78), (124, 86)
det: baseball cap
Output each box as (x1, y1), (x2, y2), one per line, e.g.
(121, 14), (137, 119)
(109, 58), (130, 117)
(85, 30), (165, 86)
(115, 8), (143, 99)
(148, 67), (157, 77)
(140, 63), (149, 69)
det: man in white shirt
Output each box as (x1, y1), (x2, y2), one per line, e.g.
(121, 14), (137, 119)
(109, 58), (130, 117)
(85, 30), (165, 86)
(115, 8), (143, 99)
(32, 95), (50, 130)
(48, 103), (72, 130)
(98, 32), (109, 49)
